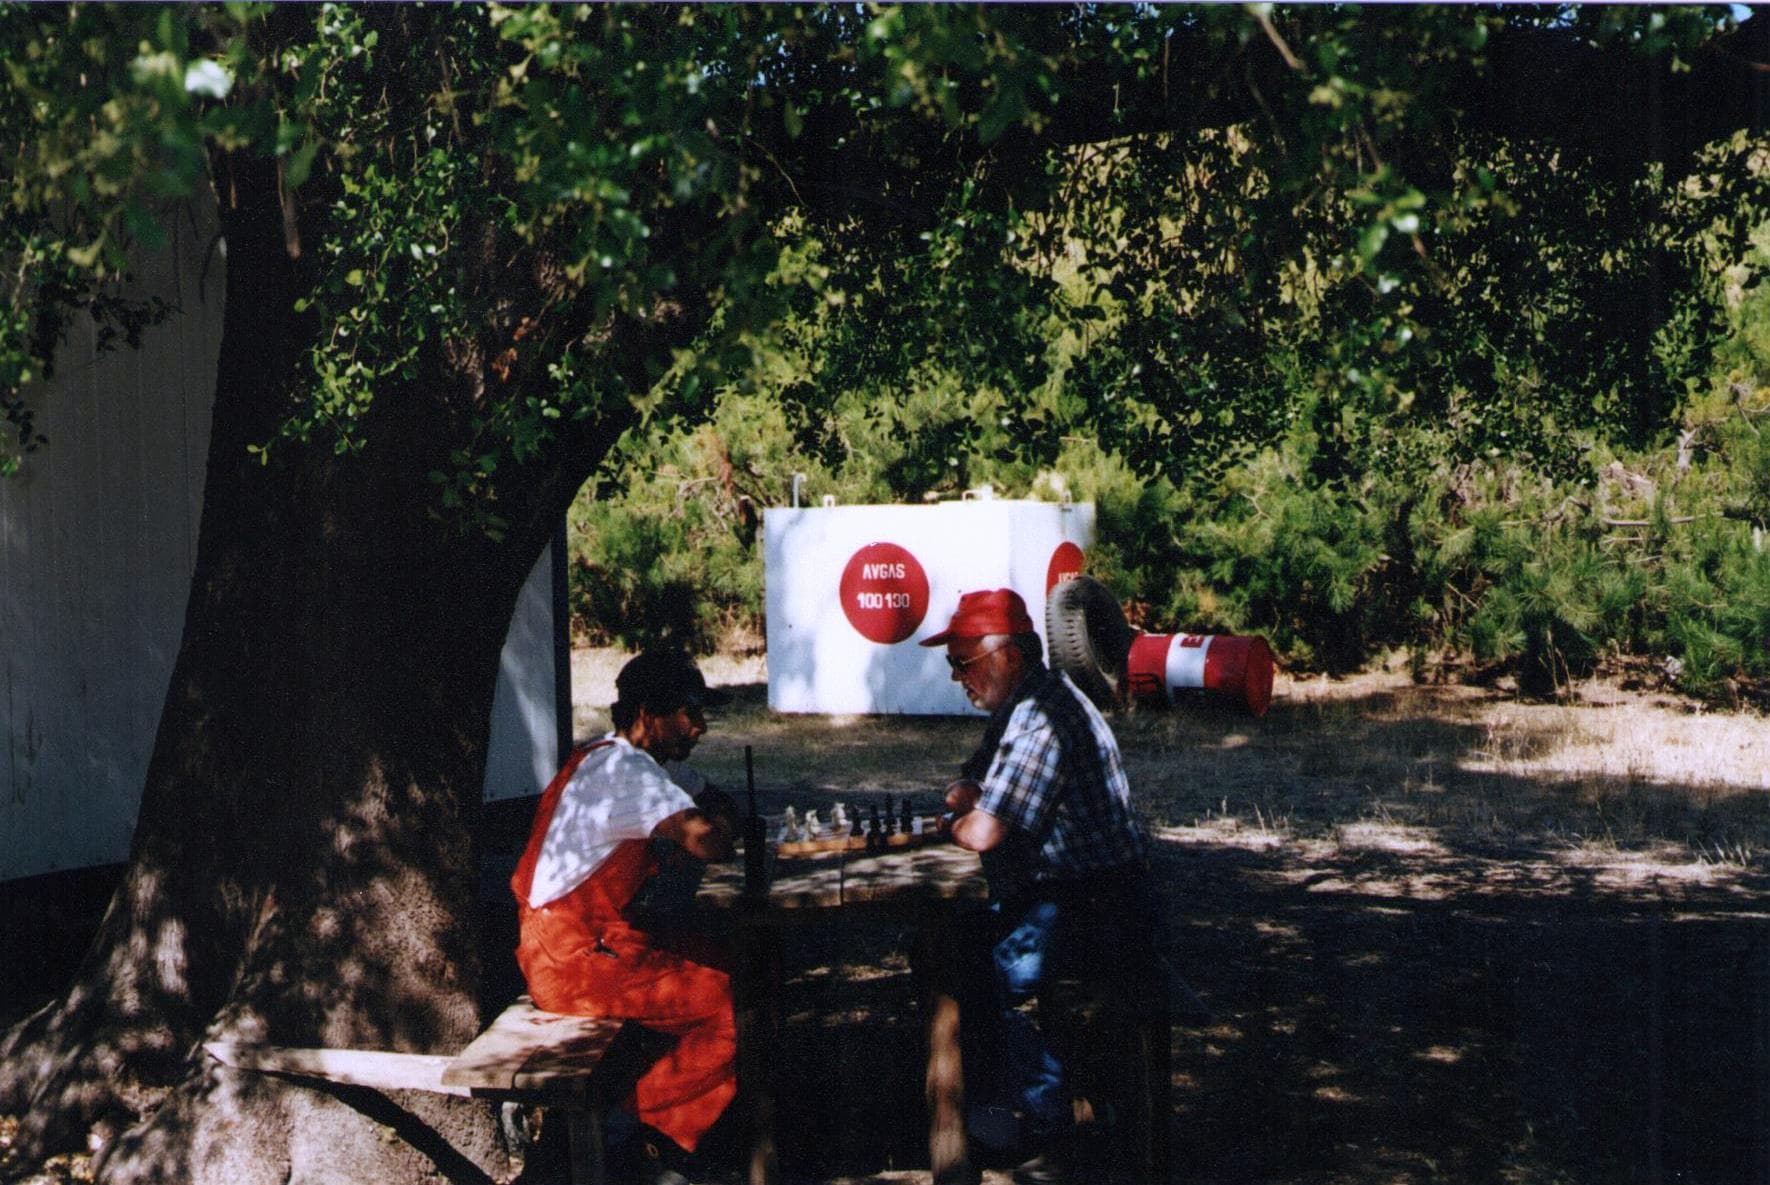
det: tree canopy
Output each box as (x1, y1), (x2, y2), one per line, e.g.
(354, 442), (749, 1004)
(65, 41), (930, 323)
(7, 5), (1755, 492)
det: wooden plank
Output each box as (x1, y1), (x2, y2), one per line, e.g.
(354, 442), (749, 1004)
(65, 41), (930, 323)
(440, 997), (623, 1091)
(838, 842), (987, 907)
(696, 849), (845, 911)
(699, 834), (986, 912)
(204, 1042), (469, 1096)
(760, 853), (846, 910)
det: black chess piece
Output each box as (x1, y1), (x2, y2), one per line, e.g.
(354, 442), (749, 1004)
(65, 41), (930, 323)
(882, 796), (896, 835)
(899, 797), (914, 835)
(866, 805), (884, 852)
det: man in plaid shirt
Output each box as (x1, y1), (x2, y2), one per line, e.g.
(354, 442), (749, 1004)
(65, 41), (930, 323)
(923, 588), (1158, 1185)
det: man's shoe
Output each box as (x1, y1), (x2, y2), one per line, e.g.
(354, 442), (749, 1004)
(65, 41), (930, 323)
(610, 1124), (695, 1185)
(966, 1100), (1022, 1150)
(1011, 1146), (1073, 1185)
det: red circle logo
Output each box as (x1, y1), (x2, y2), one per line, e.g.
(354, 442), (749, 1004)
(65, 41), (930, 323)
(1046, 541), (1085, 596)
(839, 542), (930, 645)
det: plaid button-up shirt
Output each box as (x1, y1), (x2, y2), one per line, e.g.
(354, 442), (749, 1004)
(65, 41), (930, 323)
(966, 664), (1148, 891)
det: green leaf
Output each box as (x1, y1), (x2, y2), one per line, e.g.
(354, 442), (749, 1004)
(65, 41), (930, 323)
(284, 139), (319, 190)
(1358, 223), (1390, 262)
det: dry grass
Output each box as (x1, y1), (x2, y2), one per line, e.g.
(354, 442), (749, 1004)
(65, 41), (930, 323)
(571, 647), (1770, 1185)
(577, 649), (1770, 880)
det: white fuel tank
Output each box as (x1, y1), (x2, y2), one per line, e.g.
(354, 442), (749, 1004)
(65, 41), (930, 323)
(764, 497), (1095, 715)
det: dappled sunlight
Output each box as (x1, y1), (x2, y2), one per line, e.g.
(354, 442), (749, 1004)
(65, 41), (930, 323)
(1331, 822), (1449, 856)
(1414, 1045), (1463, 1065)
(1460, 701), (1770, 790)
(1254, 863), (1474, 902)
(1152, 819), (1288, 849)
(1251, 920), (1307, 945)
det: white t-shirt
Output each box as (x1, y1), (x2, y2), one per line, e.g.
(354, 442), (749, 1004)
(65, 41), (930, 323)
(523, 735), (696, 908)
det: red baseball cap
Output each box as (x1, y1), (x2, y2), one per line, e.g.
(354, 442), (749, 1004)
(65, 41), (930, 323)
(919, 588), (1037, 647)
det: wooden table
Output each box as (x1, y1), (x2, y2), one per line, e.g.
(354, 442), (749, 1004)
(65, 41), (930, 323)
(693, 836), (990, 1185)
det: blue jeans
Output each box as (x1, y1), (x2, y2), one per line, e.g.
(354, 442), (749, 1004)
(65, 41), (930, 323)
(990, 897), (1071, 1133)
(980, 869), (1164, 1136)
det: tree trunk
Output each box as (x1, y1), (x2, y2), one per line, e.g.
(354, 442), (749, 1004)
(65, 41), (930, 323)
(0, 159), (611, 1185)
(0, 528), (521, 1185)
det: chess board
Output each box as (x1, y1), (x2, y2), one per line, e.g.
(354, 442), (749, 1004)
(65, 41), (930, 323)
(774, 817), (945, 859)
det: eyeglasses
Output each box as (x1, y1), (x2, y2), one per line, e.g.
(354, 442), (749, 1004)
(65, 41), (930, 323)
(945, 642), (1010, 673)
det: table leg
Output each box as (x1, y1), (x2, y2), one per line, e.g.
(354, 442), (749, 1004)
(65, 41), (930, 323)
(916, 922), (974, 1185)
(564, 1079), (607, 1185)
(734, 914), (781, 1185)
(1134, 1012), (1172, 1184)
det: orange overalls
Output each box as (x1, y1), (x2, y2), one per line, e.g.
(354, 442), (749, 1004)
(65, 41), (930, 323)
(511, 742), (737, 1152)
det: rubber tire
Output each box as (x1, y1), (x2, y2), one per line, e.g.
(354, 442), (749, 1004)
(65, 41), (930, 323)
(1045, 575), (1135, 709)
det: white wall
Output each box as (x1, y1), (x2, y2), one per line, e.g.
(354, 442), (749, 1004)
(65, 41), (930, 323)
(0, 201), (223, 881)
(0, 199), (565, 881)
(483, 540), (565, 802)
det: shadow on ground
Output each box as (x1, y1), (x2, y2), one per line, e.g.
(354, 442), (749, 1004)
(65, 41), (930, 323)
(495, 835), (1770, 1185)
(12, 679), (1770, 1184)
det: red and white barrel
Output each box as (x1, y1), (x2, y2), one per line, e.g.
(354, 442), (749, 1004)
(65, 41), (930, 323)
(1125, 633), (1274, 717)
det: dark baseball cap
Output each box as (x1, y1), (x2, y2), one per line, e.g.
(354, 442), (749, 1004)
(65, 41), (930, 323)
(614, 650), (731, 713)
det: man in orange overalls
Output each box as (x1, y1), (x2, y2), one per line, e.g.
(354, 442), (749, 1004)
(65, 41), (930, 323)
(511, 650), (737, 1185)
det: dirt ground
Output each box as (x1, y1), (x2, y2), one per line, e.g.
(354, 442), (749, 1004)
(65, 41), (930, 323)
(9, 653), (1770, 1184)
(580, 652), (1770, 1185)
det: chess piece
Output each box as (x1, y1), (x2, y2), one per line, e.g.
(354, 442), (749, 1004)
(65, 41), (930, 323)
(779, 806), (801, 844)
(866, 805), (884, 852)
(883, 796), (896, 835)
(899, 797), (914, 835)
(831, 803), (849, 832)
(804, 809), (822, 836)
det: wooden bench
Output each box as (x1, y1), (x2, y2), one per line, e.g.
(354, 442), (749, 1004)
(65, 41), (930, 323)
(206, 997), (626, 1185)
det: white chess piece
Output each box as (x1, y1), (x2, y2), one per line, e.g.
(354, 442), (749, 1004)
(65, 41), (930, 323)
(779, 806), (801, 843)
(831, 803), (849, 831)
(804, 809), (822, 836)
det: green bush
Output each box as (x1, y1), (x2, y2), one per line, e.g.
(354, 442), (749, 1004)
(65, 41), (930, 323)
(567, 394), (792, 653)
(568, 135), (1770, 704)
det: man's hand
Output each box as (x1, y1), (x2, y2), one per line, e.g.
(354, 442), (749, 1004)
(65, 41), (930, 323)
(940, 778), (1007, 851)
(654, 789), (737, 862)
(944, 779), (982, 817)
(695, 788), (739, 840)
